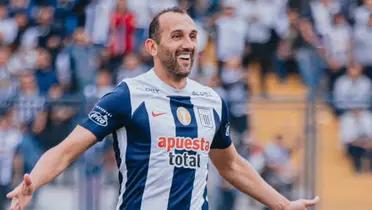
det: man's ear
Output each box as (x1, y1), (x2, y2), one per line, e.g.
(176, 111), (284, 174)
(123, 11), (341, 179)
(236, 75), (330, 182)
(144, 39), (158, 56)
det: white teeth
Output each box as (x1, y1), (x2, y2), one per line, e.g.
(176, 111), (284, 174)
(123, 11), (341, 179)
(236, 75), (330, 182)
(178, 54), (190, 59)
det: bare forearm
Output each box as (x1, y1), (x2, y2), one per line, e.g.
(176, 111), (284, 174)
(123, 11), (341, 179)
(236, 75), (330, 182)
(29, 146), (73, 190)
(220, 156), (290, 210)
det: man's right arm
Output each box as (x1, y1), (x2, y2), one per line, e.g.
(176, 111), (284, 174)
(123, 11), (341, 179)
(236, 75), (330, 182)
(7, 125), (97, 210)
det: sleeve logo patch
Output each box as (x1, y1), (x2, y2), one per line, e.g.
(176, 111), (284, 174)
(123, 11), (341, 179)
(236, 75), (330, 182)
(89, 111), (108, 127)
(225, 123), (230, 137)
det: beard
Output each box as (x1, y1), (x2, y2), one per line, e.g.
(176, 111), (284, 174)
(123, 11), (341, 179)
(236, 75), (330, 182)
(158, 45), (195, 80)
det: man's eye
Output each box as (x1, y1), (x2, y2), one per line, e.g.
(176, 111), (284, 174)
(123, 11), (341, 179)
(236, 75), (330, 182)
(172, 34), (181, 39)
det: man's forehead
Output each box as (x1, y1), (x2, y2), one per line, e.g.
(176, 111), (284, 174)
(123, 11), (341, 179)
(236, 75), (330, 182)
(158, 12), (197, 33)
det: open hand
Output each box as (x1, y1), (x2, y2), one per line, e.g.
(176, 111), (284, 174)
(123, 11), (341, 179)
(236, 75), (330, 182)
(6, 174), (34, 210)
(284, 196), (320, 210)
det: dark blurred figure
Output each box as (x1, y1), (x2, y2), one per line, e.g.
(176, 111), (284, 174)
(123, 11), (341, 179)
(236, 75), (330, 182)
(241, 0), (283, 97)
(34, 48), (58, 95)
(21, 6), (62, 49)
(11, 11), (30, 51)
(35, 84), (78, 152)
(340, 109), (372, 173)
(220, 56), (250, 149)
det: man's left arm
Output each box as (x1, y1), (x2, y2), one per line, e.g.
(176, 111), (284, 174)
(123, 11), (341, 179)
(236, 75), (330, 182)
(209, 144), (319, 210)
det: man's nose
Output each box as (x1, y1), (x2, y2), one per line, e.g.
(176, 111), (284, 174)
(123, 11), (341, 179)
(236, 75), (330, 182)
(181, 37), (195, 50)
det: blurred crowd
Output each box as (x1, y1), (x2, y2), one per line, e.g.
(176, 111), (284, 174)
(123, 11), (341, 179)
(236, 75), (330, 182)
(0, 0), (372, 210)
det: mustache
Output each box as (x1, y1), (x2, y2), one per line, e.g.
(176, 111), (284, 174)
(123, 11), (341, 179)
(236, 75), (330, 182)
(175, 48), (195, 56)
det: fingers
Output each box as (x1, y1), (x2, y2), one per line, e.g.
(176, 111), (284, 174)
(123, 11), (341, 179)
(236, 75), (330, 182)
(22, 174), (33, 195)
(303, 196), (320, 207)
(6, 190), (16, 199)
(23, 174), (32, 187)
(9, 197), (20, 210)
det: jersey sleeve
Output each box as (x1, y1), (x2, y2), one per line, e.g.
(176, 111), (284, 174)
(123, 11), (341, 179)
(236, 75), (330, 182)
(80, 82), (131, 141)
(211, 98), (232, 149)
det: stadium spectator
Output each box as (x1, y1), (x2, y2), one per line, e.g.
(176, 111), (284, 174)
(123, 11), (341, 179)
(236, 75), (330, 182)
(21, 6), (61, 49)
(148, 0), (178, 15)
(127, 0), (151, 52)
(35, 84), (78, 152)
(353, 0), (372, 27)
(323, 12), (352, 92)
(84, 0), (116, 46)
(220, 56), (250, 148)
(0, 4), (18, 45)
(262, 135), (296, 202)
(340, 109), (372, 173)
(353, 14), (372, 80)
(34, 48), (58, 95)
(0, 107), (22, 210)
(0, 46), (17, 104)
(108, 0), (136, 60)
(214, 3), (246, 73)
(306, 0), (342, 37)
(275, 8), (300, 83)
(84, 70), (114, 101)
(11, 11), (30, 50)
(294, 18), (325, 100)
(241, 0), (283, 96)
(115, 53), (146, 83)
(61, 27), (100, 93)
(333, 62), (372, 115)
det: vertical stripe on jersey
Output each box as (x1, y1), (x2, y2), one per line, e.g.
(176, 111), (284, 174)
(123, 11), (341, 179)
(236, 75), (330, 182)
(201, 177), (208, 210)
(114, 128), (128, 210)
(112, 131), (123, 193)
(120, 102), (151, 210)
(140, 96), (174, 210)
(168, 96), (197, 210)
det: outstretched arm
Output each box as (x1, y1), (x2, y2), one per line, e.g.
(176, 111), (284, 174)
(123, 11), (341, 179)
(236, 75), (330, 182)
(210, 144), (319, 210)
(7, 125), (97, 210)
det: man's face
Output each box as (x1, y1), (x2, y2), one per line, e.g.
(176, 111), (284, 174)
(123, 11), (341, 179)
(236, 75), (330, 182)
(156, 13), (198, 79)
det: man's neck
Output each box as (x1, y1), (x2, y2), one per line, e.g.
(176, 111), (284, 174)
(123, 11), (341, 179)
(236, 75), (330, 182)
(154, 66), (187, 90)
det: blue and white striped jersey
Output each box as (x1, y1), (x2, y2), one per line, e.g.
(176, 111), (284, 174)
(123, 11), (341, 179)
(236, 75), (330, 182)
(81, 69), (232, 210)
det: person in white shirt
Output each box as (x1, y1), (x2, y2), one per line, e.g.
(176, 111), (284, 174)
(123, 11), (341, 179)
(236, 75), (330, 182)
(0, 107), (22, 210)
(323, 12), (352, 92)
(353, 14), (372, 80)
(353, 0), (372, 27)
(333, 62), (372, 115)
(340, 109), (372, 173)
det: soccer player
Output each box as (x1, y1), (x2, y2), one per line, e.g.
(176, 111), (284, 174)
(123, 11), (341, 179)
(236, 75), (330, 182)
(7, 7), (319, 210)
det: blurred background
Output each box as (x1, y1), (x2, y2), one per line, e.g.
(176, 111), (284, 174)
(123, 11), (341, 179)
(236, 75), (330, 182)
(0, 0), (371, 210)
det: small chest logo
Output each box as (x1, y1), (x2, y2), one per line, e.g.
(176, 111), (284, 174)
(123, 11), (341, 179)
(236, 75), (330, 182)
(176, 107), (191, 126)
(89, 111), (108, 127)
(198, 108), (213, 128)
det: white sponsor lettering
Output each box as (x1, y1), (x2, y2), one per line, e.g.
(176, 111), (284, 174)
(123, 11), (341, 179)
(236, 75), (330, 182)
(89, 111), (108, 127)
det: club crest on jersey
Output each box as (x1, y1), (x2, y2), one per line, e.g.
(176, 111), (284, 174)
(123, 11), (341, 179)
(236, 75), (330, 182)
(89, 111), (108, 127)
(176, 107), (191, 126)
(198, 108), (213, 128)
